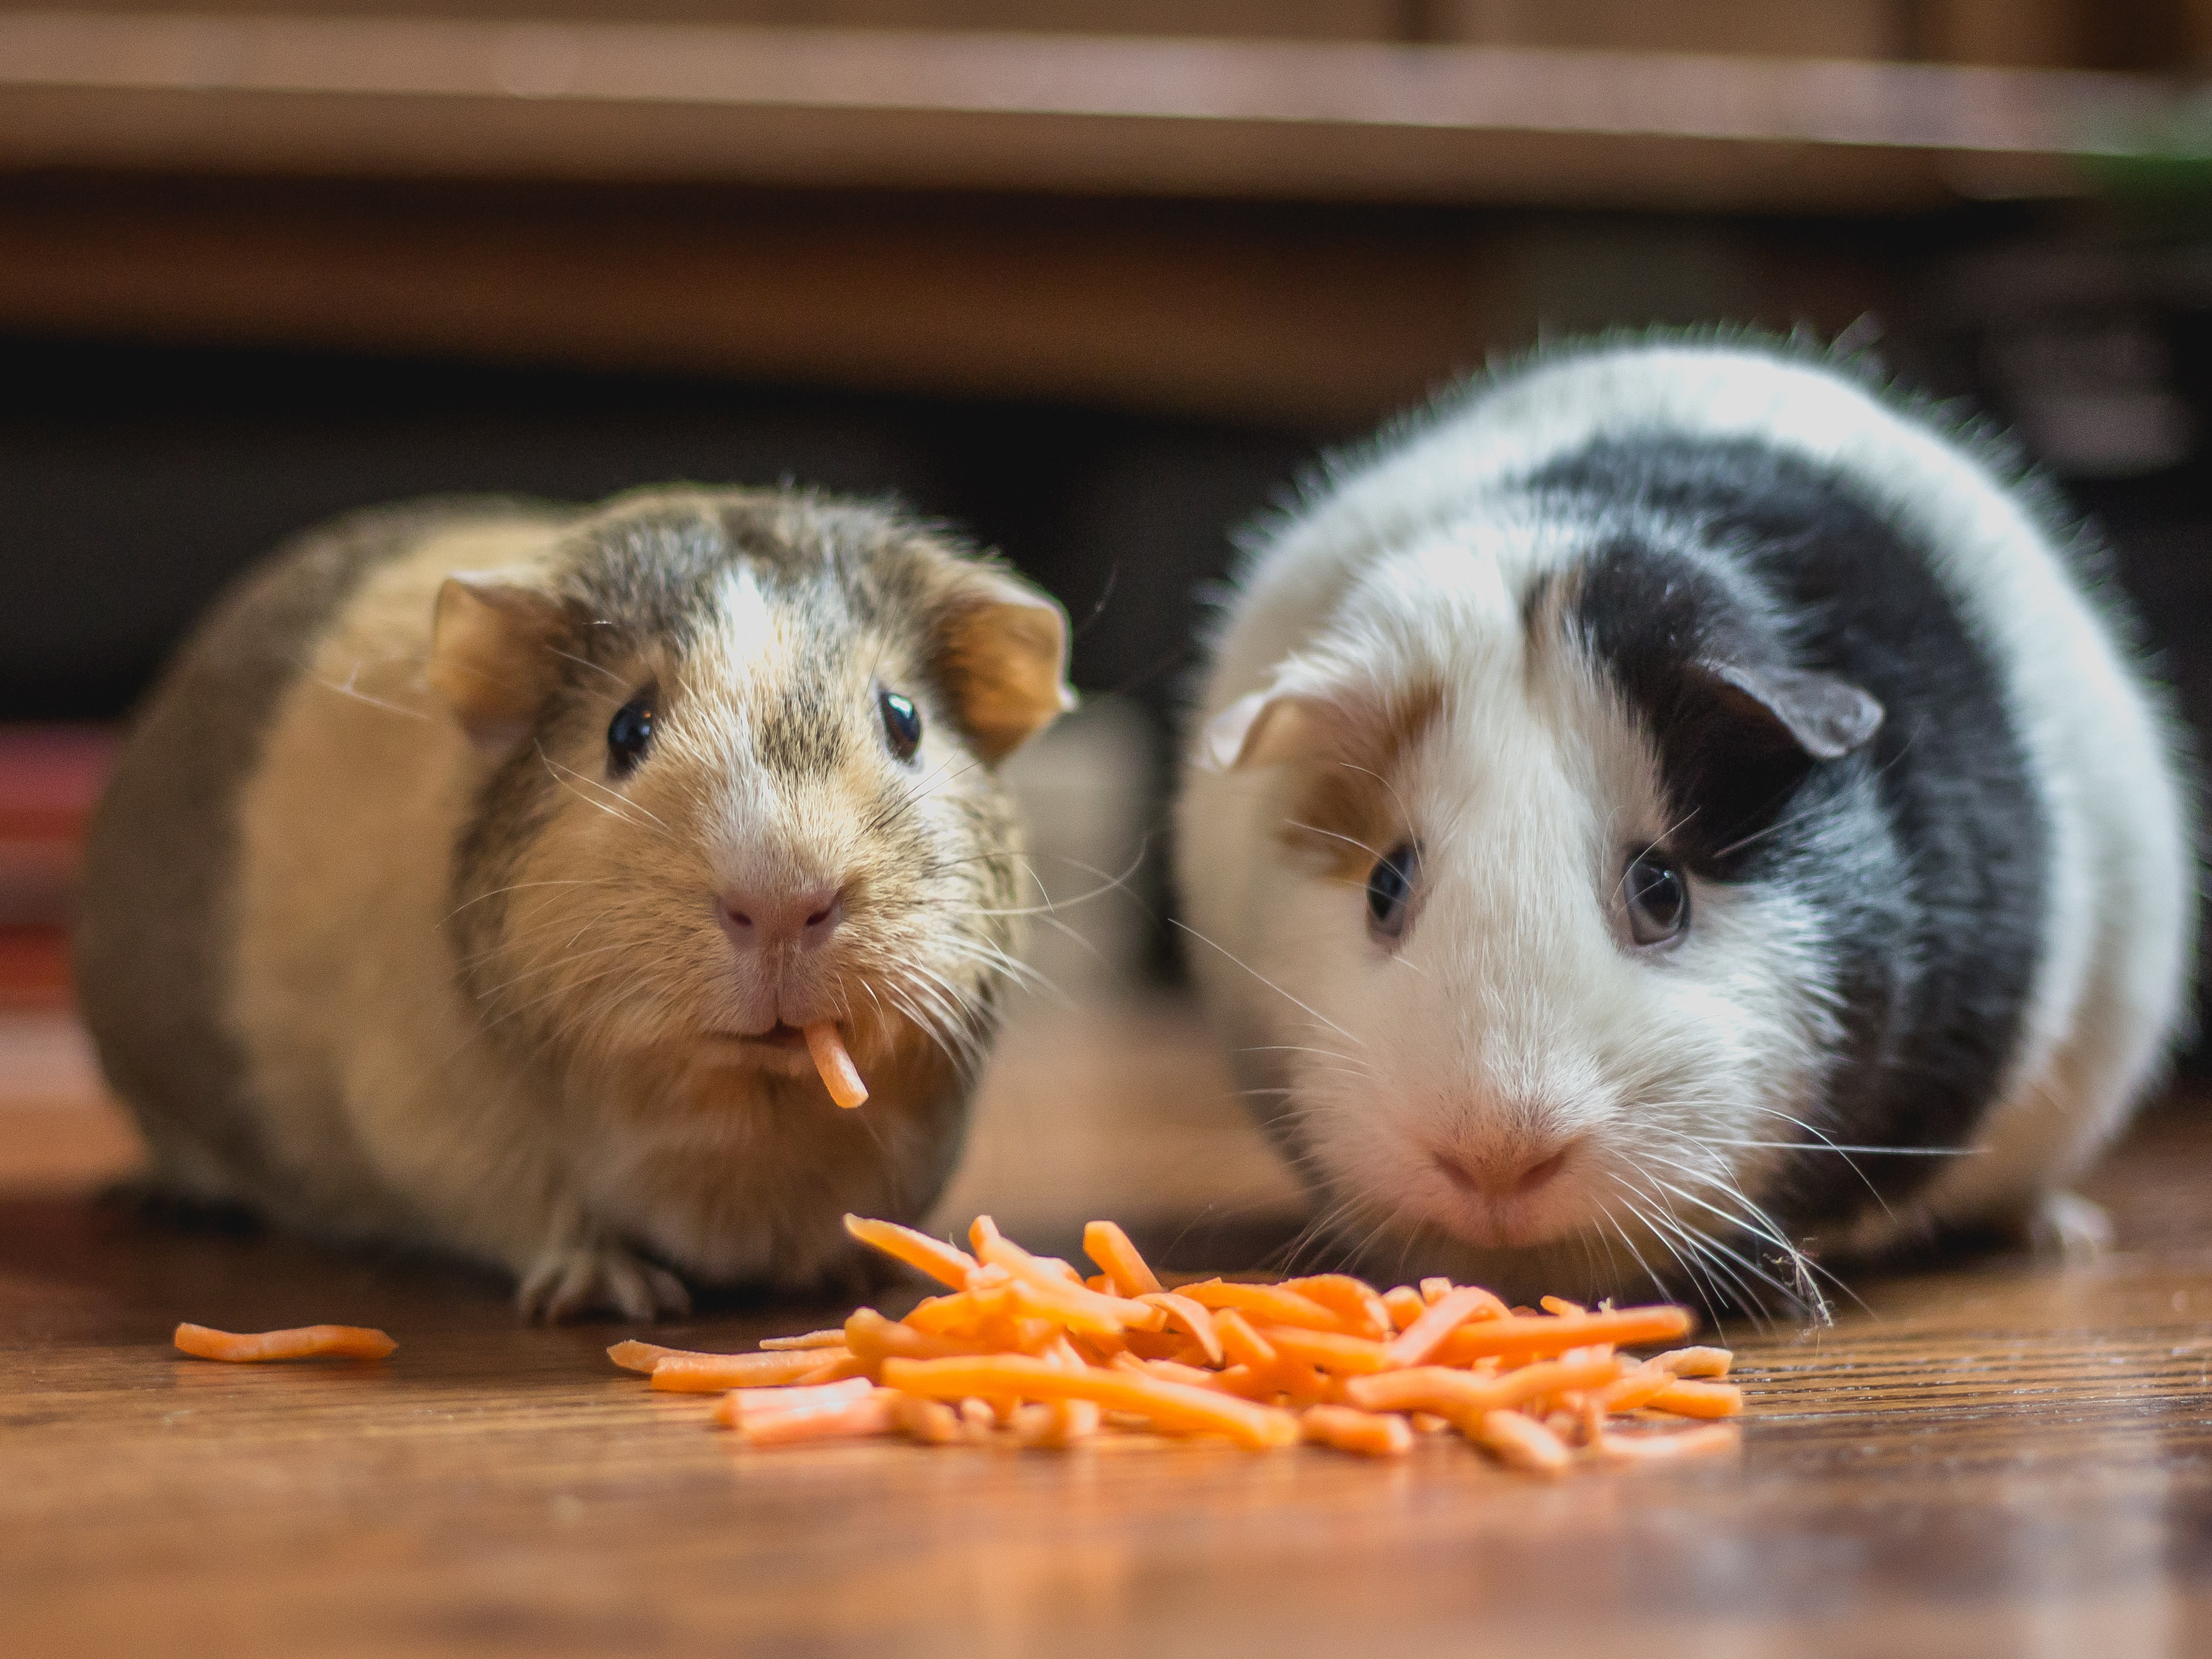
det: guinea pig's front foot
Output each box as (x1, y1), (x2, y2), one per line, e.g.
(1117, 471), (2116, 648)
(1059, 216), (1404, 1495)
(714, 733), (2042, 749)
(2028, 1189), (2116, 1264)
(517, 1237), (693, 1323)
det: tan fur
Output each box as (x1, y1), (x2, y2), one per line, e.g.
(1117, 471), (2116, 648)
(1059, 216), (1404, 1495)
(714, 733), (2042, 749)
(79, 489), (1065, 1320)
(1275, 681), (1443, 883)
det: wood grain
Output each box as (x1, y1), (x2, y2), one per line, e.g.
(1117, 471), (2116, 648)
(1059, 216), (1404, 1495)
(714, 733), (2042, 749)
(0, 14), (2178, 210)
(5, 1006), (2211, 1656)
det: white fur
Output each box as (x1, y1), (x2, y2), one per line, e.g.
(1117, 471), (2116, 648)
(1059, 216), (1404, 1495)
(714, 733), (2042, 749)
(1176, 339), (2193, 1300)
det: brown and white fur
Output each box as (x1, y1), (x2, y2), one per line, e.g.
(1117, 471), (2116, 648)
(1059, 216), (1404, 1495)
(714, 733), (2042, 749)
(1176, 336), (2194, 1318)
(75, 487), (1072, 1320)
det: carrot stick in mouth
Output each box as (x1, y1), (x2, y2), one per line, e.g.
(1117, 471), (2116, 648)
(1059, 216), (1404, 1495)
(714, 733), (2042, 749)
(804, 1022), (868, 1108)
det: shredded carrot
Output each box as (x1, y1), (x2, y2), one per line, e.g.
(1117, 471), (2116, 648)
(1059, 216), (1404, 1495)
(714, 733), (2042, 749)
(1644, 1379), (1745, 1419)
(1647, 1346), (1733, 1379)
(1284, 1275), (1394, 1341)
(731, 1388), (897, 1447)
(969, 1217), (1164, 1331)
(804, 1022), (869, 1108)
(882, 1355), (1299, 1450)
(1476, 1409), (1572, 1474)
(1255, 1324), (1395, 1376)
(1592, 1422), (1741, 1462)
(1432, 1305), (1694, 1365)
(795, 1352), (872, 1385)
(841, 1213), (976, 1290)
(1011, 1398), (1103, 1448)
(1345, 1352), (1623, 1420)
(1381, 1285), (1428, 1331)
(613, 1210), (1743, 1475)
(1138, 1292), (1224, 1366)
(174, 1323), (394, 1363)
(1382, 1284), (1511, 1367)
(650, 1348), (854, 1392)
(710, 1376), (874, 1427)
(607, 1339), (708, 1374)
(1177, 1280), (1343, 1332)
(1212, 1307), (1279, 1371)
(1593, 1365), (1681, 1413)
(1083, 1220), (1165, 1298)
(1301, 1403), (1415, 1458)
(890, 1393), (963, 1445)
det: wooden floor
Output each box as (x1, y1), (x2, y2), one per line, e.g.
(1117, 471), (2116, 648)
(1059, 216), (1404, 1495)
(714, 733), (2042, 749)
(6, 1001), (2212, 1657)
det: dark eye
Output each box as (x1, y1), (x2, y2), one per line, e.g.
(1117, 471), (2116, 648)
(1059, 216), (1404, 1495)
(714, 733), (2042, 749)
(1366, 841), (1420, 942)
(1624, 848), (1689, 948)
(607, 688), (655, 778)
(879, 689), (922, 763)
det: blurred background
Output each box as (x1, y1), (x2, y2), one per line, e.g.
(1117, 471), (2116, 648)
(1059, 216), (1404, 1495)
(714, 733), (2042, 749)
(4, 0), (2210, 1247)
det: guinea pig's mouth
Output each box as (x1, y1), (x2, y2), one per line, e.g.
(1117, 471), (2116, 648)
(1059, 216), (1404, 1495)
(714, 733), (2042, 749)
(696, 1021), (836, 1079)
(748, 1023), (813, 1051)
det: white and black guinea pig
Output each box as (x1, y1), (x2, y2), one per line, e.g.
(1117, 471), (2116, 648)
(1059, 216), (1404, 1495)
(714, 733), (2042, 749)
(75, 487), (1072, 1320)
(1176, 336), (2195, 1317)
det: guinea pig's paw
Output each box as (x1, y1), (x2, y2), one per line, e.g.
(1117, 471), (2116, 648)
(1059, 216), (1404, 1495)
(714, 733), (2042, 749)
(517, 1240), (693, 1323)
(2028, 1189), (2116, 1264)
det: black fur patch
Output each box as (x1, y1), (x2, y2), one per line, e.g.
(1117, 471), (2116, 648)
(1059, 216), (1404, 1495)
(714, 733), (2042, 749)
(1536, 435), (2048, 1232)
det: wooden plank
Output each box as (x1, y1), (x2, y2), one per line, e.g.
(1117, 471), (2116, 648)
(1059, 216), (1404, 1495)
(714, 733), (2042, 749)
(0, 179), (1519, 425)
(0, 175), (1905, 426)
(0, 14), (2177, 209)
(6, 986), (2212, 1653)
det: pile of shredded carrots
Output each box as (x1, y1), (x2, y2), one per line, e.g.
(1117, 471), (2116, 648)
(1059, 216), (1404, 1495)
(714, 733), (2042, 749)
(608, 1213), (1743, 1469)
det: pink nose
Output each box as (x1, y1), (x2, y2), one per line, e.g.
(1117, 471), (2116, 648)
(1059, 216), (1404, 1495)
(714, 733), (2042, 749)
(1434, 1140), (1575, 1203)
(718, 884), (844, 951)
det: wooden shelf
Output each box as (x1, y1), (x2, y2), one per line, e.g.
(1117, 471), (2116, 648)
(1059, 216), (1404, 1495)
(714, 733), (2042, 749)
(0, 12), (2181, 211)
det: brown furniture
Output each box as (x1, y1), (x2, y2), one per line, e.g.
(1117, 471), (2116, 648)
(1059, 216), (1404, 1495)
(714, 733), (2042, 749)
(4, 1006), (2210, 1655)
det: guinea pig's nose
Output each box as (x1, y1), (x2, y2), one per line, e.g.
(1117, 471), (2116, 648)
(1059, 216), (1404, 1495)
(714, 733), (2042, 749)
(1434, 1139), (1576, 1203)
(718, 884), (845, 951)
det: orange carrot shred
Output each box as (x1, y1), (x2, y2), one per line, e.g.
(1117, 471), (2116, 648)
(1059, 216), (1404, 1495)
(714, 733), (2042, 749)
(1647, 1346), (1733, 1379)
(804, 1022), (868, 1108)
(1301, 1403), (1415, 1458)
(1381, 1286), (1428, 1331)
(1083, 1219), (1165, 1297)
(733, 1388), (897, 1447)
(174, 1323), (394, 1363)
(1138, 1292), (1223, 1366)
(650, 1348), (854, 1392)
(607, 1339), (706, 1374)
(1644, 1379), (1744, 1419)
(711, 1376), (874, 1427)
(1212, 1308), (1278, 1372)
(842, 1214), (977, 1290)
(1476, 1409), (1572, 1474)
(1283, 1275), (1394, 1340)
(1382, 1284), (1511, 1367)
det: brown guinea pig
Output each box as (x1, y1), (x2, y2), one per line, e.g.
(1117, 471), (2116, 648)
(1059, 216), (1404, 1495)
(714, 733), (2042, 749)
(73, 486), (1073, 1320)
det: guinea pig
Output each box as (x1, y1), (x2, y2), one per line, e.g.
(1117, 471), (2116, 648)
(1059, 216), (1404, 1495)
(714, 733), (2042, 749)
(1176, 335), (2195, 1318)
(74, 486), (1073, 1320)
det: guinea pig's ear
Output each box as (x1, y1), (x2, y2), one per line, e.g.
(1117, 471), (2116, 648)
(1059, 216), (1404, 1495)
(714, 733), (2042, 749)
(1692, 659), (1884, 761)
(1197, 690), (1326, 772)
(428, 571), (568, 754)
(933, 567), (1076, 763)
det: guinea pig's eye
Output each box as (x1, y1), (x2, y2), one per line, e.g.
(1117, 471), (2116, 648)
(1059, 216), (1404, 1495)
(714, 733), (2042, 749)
(878, 689), (922, 764)
(1624, 848), (1690, 949)
(606, 687), (655, 778)
(1366, 841), (1420, 942)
